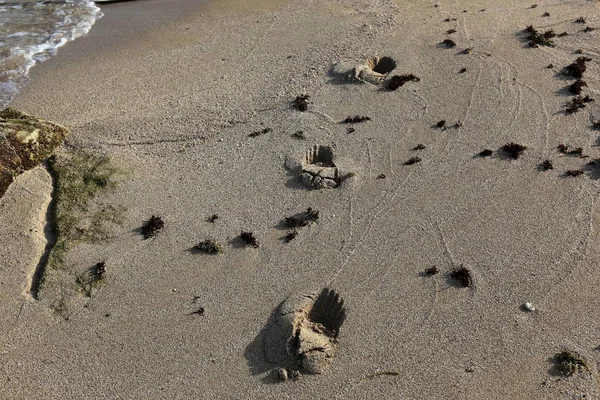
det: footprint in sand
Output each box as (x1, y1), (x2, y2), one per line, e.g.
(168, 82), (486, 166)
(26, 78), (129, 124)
(300, 145), (340, 189)
(263, 288), (347, 375)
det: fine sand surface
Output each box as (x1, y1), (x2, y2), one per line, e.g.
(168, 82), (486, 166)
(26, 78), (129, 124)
(2, 0), (600, 398)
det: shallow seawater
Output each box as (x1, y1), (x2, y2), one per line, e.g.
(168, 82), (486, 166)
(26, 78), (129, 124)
(0, 0), (102, 109)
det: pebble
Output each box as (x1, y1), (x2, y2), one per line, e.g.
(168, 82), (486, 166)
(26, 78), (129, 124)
(523, 302), (536, 312)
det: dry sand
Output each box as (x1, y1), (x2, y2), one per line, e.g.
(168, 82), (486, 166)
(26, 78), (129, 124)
(2, 0), (600, 398)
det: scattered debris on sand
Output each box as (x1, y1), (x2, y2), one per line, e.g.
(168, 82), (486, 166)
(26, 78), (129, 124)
(540, 160), (553, 171)
(385, 74), (420, 90)
(450, 266), (472, 288)
(441, 39), (457, 48)
(284, 207), (319, 228)
(565, 95), (594, 114)
(263, 288), (347, 375)
(421, 266), (439, 276)
(283, 229), (298, 243)
(240, 231), (259, 248)
(249, 127), (272, 138)
(564, 169), (584, 177)
(404, 157), (422, 165)
(568, 79), (587, 95)
(142, 215), (164, 239)
(292, 130), (306, 140)
(342, 116), (371, 124)
(195, 239), (223, 254)
(292, 94), (310, 111)
(564, 57), (591, 78)
(501, 143), (527, 159)
(553, 350), (588, 376)
(524, 25), (556, 47)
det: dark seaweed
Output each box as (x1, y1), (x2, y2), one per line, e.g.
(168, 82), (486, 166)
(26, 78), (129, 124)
(292, 94), (310, 112)
(141, 215), (164, 239)
(450, 266), (472, 288)
(478, 149), (493, 157)
(249, 127), (272, 138)
(343, 116), (371, 124)
(501, 143), (527, 159)
(240, 231), (259, 248)
(404, 157), (422, 165)
(284, 207), (319, 228)
(386, 74), (421, 90)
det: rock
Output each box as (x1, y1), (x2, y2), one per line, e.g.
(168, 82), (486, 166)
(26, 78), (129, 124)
(275, 368), (288, 382)
(0, 108), (69, 198)
(523, 302), (536, 312)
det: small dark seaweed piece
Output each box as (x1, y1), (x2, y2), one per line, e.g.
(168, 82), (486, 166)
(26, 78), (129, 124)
(575, 17), (586, 24)
(376, 173), (386, 179)
(567, 147), (585, 157)
(450, 266), (472, 288)
(565, 169), (584, 177)
(557, 32), (568, 37)
(583, 27), (596, 33)
(240, 231), (259, 248)
(441, 39), (457, 48)
(284, 207), (319, 228)
(542, 11), (550, 17)
(566, 96), (594, 114)
(530, 4), (537, 8)
(346, 127), (356, 134)
(94, 262), (106, 279)
(249, 127), (272, 137)
(141, 215), (164, 239)
(564, 57), (590, 78)
(478, 149), (493, 157)
(343, 116), (371, 124)
(208, 214), (219, 223)
(447, 29), (457, 34)
(436, 120), (447, 129)
(421, 266), (439, 276)
(459, 47), (473, 54)
(191, 307), (205, 316)
(195, 239), (223, 254)
(404, 157), (422, 165)
(502, 143), (527, 159)
(557, 144), (569, 154)
(413, 144), (426, 150)
(540, 159), (553, 170)
(386, 74), (421, 90)
(292, 130), (306, 139)
(292, 94), (310, 111)
(458, 68), (467, 73)
(524, 26), (556, 47)
(569, 79), (587, 95)
(546, 63), (554, 69)
(284, 230), (298, 243)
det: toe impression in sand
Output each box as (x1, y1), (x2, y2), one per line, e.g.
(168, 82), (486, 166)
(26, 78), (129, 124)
(264, 288), (347, 376)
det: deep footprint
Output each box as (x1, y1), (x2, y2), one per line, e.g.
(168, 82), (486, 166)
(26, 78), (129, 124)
(300, 145), (340, 189)
(263, 288), (347, 374)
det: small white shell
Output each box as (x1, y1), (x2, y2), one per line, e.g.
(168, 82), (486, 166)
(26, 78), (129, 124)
(523, 302), (536, 312)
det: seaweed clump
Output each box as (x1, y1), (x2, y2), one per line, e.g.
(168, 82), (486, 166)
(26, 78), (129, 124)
(565, 95), (594, 114)
(404, 157), (422, 165)
(386, 74), (421, 90)
(478, 149), (493, 157)
(76, 261), (106, 297)
(553, 350), (588, 376)
(142, 215), (164, 239)
(441, 39), (457, 48)
(240, 231), (259, 248)
(564, 57), (591, 78)
(195, 239), (223, 254)
(284, 207), (319, 228)
(292, 94), (310, 111)
(524, 26), (556, 47)
(249, 127), (272, 138)
(450, 266), (472, 288)
(501, 143), (527, 159)
(540, 159), (553, 171)
(343, 116), (371, 124)
(565, 169), (584, 177)
(568, 79), (587, 95)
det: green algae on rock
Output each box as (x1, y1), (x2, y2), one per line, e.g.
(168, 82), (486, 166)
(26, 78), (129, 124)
(0, 108), (69, 198)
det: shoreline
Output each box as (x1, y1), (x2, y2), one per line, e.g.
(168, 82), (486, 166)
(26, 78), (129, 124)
(3, 0), (600, 398)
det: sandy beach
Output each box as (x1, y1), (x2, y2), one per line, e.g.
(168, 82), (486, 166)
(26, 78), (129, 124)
(2, 0), (600, 398)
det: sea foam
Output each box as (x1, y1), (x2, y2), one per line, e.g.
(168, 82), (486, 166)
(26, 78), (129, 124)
(0, 0), (102, 108)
